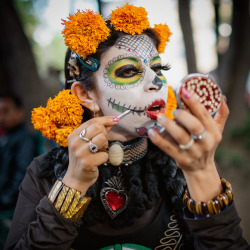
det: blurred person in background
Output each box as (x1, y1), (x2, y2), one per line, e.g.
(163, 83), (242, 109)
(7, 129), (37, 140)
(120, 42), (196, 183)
(0, 93), (36, 248)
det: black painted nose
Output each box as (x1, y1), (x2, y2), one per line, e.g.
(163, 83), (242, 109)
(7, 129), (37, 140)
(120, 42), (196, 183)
(152, 76), (163, 90)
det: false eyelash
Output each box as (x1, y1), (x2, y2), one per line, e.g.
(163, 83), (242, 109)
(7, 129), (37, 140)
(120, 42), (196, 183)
(161, 63), (171, 71)
(151, 63), (171, 71)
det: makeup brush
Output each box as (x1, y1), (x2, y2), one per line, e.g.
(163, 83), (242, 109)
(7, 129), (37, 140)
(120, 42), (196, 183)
(117, 109), (131, 120)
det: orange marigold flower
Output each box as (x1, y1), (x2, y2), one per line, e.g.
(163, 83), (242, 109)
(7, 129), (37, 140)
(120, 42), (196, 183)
(152, 24), (172, 54)
(40, 116), (57, 140)
(31, 106), (47, 131)
(166, 85), (177, 120)
(62, 10), (110, 58)
(31, 89), (84, 147)
(110, 3), (149, 35)
(56, 126), (77, 147)
(47, 89), (83, 126)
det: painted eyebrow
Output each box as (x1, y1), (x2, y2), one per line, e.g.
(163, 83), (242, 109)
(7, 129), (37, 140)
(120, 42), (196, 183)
(150, 56), (161, 64)
(112, 57), (140, 64)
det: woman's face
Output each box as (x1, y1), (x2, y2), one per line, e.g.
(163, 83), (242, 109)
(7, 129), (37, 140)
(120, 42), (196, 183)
(93, 35), (168, 139)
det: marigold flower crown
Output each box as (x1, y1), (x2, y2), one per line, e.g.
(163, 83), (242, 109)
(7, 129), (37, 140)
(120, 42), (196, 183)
(31, 4), (176, 147)
(61, 3), (172, 61)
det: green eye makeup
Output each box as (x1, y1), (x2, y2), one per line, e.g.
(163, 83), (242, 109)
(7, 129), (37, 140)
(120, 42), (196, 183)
(107, 58), (143, 86)
(150, 56), (167, 84)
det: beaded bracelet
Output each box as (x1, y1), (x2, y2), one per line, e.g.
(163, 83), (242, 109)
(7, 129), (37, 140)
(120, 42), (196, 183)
(48, 180), (92, 221)
(183, 178), (233, 216)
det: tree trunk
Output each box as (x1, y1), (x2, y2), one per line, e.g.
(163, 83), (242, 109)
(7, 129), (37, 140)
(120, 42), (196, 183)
(0, 0), (55, 129)
(97, 0), (103, 15)
(213, 0), (220, 63)
(178, 0), (197, 73)
(218, 0), (250, 131)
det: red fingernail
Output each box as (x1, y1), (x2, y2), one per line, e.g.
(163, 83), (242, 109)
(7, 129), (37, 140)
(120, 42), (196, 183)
(181, 88), (191, 99)
(112, 117), (119, 122)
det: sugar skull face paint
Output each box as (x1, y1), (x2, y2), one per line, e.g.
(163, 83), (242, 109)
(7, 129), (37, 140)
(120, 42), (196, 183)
(93, 35), (168, 139)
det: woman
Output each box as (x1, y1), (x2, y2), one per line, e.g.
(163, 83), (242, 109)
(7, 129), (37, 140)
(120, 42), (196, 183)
(4, 4), (249, 250)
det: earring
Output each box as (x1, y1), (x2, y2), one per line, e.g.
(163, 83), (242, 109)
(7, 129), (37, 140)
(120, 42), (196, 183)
(90, 103), (97, 117)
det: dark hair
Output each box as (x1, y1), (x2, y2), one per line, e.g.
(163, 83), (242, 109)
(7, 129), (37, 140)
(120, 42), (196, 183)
(64, 20), (159, 90)
(0, 92), (23, 108)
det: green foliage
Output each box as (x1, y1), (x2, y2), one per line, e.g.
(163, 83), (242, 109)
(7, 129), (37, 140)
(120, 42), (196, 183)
(13, 0), (65, 78)
(13, 0), (39, 41)
(231, 110), (250, 148)
(215, 148), (243, 167)
(214, 147), (227, 163)
(215, 146), (250, 178)
(230, 154), (244, 167)
(48, 36), (67, 71)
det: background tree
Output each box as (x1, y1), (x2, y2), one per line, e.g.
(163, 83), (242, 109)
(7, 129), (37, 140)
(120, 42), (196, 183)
(179, 0), (250, 134)
(0, 0), (59, 129)
(178, 0), (197, 73)
(178, 0), (250, 241)
(216, 0), (250, 130)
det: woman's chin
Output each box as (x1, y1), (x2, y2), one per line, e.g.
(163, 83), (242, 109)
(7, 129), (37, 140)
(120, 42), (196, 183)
(108, 119), (160, 139)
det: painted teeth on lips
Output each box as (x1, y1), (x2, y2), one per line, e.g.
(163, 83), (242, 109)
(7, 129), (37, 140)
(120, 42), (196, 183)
(148, 105), (161, 112)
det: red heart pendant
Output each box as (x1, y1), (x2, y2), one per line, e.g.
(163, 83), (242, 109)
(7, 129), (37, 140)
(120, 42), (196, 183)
(106, 192), (126, 211)
(100, 176), (128, 219)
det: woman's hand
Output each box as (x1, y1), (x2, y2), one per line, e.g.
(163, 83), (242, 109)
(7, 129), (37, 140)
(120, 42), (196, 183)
(148, 89), (229, 201)
(62, 116), (118, 194)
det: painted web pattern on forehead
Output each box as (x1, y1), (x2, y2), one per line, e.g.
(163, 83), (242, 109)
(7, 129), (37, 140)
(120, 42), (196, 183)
(116, 36), (157, 65)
